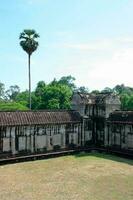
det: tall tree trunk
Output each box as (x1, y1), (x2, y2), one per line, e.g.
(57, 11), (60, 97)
(28, 54), (31, 110)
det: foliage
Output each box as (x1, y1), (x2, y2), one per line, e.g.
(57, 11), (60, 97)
(15, 90), (38, 109)
(121, 93), (133, 110)
(76, 86), (89, 93)
(34, 83), (72, 109)
(113, 84), (133, 95)
(47, 99), (60, 109)
(113, 84), (133, 110)
(91, 90), (100, 94)
(1, 77), (133, 110)
(101, 84), (133, 110)
(5, 85), (20, 101)
(0, 102), (28, 111)
(0, 76), (73, 111)
(57, 75), (76, 90)
(19, 29), (39, 55)
(101, 87), (113, 93)
(0, 82), (5, 100)
(15, 90), (29, 106)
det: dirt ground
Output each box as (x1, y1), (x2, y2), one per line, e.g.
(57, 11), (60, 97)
(0, 153), (133, 200)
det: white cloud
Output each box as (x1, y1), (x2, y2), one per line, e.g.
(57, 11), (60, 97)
(54, 37), (133, 90)
(16, 35), (133, 91)
(86, 47), (133, 90)
(62, 39), (115, 51)
(46, 35), (133, 52)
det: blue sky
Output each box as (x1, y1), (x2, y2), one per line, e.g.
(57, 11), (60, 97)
(1, 0), (133, 91)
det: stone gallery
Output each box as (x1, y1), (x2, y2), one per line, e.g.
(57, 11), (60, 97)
(0, 92), (133, 157)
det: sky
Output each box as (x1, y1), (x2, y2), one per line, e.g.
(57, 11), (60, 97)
(1, 0), (133, 91)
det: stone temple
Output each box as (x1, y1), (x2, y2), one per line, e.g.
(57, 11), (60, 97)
(0, 92), (133, 157)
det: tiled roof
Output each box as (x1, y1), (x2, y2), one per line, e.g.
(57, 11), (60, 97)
(108, 111), (133, 124)
(0, 110), (82, 126)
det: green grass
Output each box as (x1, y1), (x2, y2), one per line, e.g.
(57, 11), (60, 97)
(0, 153), (133, 200)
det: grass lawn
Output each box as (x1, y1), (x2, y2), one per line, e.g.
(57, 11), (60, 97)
(0, 153), (133, 200)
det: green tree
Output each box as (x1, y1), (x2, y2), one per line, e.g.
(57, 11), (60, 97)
(127, 95), (133, 110)
(0, 102), (28, 111)
(113, 84), (133, 95)
(101, 87), (113, 93)
(34, 81), (46, 109)
(35, 81), (46, 99)
(15, 90), (37, 109)
(0, 82), (5, 100)
(34, 82), (72, 109)
(5, 85), (20, 101)
(47, 99), (60, 109)
(15, 90), (29, 107)
(19, 29), (39, 109)
(76, 86), (89, 93)
(58, 75), (76, 90)
(91, 90), (100, 94)
(120, 93), (129, 110)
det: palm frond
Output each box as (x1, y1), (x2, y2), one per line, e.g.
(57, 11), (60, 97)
(19, 29), (39, 55)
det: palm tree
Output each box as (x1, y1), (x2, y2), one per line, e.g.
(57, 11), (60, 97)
(19, 29), (39, 109)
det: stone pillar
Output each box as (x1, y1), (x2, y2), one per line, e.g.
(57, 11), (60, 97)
(78, 124), (82, 147)
(61, 125), (66, 148)
(46, 126), (53, 151)
(82, 118), (85, 146)
(30, 134), (34, 153)
(74, 124), (79, 146)
(11, 127), (17, 155)
(104, 122), (108, 146)
(47, 136), (53, 151)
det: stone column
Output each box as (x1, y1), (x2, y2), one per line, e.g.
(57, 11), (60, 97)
(61, 125), (66, 148)
(82, 118), (85, 146)
(11, 127), (17, 155)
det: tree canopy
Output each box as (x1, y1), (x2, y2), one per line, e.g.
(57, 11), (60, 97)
(1, 77), (133, 111)
(19, 29), (39, 55)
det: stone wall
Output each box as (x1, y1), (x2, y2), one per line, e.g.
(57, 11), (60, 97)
(0, 123), (82, 155)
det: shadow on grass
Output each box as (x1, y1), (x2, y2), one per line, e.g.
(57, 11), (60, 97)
(74, 152), (133, 165)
